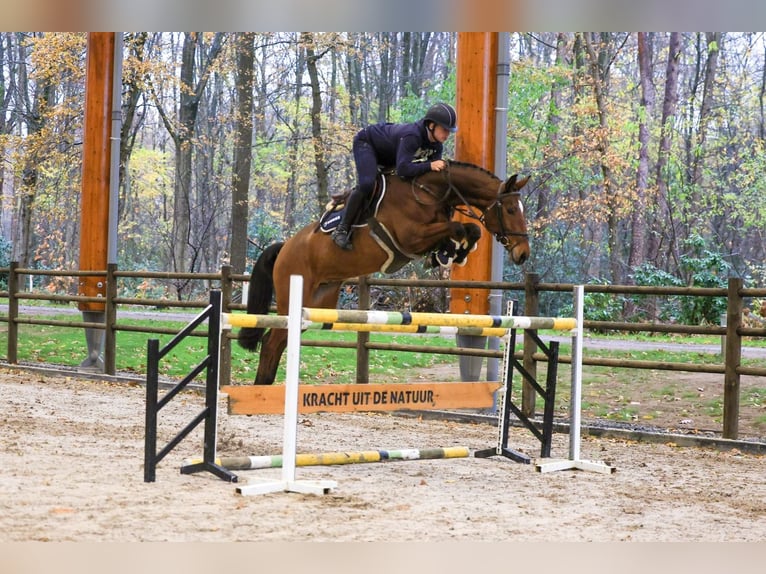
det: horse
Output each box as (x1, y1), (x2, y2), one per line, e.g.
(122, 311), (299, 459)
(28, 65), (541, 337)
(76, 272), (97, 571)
(238, 160), (531, 385)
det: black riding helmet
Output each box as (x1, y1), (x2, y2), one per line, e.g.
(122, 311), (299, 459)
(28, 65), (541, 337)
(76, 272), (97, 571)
(424, 103), (458, 133)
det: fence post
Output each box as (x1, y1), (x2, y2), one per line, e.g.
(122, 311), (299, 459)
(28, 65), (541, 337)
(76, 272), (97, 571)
(522, 272), (540, 416)
(7, 261), (19, 364)
(723, 277), (743, 439)
(356, 275), (370, 384)
(104, 263), (117, 375)
(219, 265), (232, 386)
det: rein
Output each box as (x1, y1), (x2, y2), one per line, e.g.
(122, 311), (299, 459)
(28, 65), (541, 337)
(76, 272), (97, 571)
(412, 165), (529, 248)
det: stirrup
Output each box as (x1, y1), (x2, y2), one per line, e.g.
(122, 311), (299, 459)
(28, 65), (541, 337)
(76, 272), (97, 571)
(332, 225), (353, 250)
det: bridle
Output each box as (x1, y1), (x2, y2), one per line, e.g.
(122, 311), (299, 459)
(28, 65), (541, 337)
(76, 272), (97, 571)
(411, 165), (530, 249)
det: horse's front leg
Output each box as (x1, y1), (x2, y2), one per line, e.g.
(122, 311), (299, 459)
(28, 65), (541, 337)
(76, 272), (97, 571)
(424, 223), (482, 268)
(452, 223), (482, 265)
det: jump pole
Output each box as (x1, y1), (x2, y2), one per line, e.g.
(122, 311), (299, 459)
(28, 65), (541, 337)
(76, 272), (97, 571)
(236, 274), (337, 496)
(223, 312), (509, 337)
(535, 285), (615, 474)
(301, 308), (576, 331)
(184, 446), (470, 470)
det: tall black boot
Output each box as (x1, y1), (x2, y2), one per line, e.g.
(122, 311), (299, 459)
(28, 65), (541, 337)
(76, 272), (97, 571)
(332, 191), (364, 250)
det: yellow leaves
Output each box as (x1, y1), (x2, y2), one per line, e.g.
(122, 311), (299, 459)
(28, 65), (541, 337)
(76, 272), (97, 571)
(27, 32), (87, 86)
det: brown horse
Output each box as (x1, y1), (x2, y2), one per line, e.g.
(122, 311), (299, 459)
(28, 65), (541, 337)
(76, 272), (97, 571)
(239, 160), (531, 385)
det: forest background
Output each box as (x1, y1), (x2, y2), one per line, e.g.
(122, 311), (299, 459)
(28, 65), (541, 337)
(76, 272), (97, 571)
(0, 32), (764, 321)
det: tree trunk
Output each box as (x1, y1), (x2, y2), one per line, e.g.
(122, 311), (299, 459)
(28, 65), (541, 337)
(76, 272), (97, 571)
(170, 33), (197, 281)
(302, 33), (330, 211)
(230, 32), (255, 275)
(346, 33), (364, 126)
(648, 32), (681, 268)
(12, 34), (51, 268)
(117, 32), (148, 223)
(378, 32), (394, 122)
(628, 32), (655, 273)
(583, 33), (618, 281)
(538, 32), (568, 226)
(688, 32), (722, 233)
(150, 32), (223, 292)
(284, 36), (305, 230)
(761, 41), (766, 140)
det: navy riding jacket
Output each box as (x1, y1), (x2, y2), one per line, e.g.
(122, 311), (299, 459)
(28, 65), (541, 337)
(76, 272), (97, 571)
(357, 119), (443, 178)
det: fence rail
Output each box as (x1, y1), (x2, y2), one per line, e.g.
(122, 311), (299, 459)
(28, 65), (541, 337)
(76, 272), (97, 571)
(1, 262), (765, 439)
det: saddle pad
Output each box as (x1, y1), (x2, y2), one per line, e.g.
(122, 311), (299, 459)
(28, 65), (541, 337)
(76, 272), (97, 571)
(319, 174), (387, 233)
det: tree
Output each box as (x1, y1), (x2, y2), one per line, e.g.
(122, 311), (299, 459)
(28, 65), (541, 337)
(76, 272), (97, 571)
(230, 32), (255, 275)
(686, 32), (723, 239)
(647, 32), (681, 269)
(302, 32), (331, 210)
(628, 32), (655, 272)
(148, 32), (225, 294)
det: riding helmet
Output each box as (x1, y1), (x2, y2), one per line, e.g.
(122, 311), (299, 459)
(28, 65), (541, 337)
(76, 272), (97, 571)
(424, 103), (458, 133)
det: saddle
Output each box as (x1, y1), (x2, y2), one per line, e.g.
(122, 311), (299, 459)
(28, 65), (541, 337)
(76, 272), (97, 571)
(318, 170), (476, 272)
(318, 173), (388, 233)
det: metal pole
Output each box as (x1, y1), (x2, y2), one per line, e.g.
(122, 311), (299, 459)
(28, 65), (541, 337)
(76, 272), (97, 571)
(107, 33), (122, 265)
(487, 32), (511, 381)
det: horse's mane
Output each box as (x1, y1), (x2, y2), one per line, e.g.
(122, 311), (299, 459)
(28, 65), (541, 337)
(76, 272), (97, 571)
(446, 159), (501, 181)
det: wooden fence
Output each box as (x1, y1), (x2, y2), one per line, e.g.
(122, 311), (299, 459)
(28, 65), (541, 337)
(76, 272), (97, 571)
(1, 262), (765, 439)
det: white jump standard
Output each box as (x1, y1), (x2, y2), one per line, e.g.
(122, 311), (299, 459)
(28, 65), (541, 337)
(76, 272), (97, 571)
(236, 274), (337, 496)
(534, 285), (614, 474)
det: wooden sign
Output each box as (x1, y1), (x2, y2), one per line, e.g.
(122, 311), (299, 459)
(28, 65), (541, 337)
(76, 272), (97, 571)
(221, 382), (502, 415)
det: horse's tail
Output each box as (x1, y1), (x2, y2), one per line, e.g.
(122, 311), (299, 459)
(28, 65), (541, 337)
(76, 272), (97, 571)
(237, 242), (284, 352)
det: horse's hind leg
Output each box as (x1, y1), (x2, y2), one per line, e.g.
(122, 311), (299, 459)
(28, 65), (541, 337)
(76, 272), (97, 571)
(254, 328), (288, 385)
(252, 281), (342, 385)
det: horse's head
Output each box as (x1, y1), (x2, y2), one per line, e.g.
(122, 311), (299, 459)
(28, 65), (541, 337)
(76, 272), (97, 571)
(480, 174), (530, 265)
(410, 162), (531, 264)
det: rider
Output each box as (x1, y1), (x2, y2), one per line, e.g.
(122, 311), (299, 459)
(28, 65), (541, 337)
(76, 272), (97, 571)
(332, 102), (458, 250)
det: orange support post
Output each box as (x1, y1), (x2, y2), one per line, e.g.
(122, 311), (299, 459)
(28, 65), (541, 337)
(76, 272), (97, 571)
(78, 33), (116, 370)
(450, 33), (499, 381)
(452, 32), (498, 315)
(78, 32), (115, 312)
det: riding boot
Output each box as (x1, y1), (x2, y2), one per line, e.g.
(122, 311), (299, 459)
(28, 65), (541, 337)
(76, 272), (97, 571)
(332, 223), (352, 250)
(332, 190), (365, 250)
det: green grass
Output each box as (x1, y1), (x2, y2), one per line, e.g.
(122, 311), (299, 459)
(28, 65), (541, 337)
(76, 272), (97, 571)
(0, 315), (458, 384)
(2, 312), (764, 383)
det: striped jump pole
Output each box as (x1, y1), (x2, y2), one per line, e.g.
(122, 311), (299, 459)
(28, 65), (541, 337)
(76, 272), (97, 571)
(222, 310), (576, 333)
(184, 446), (469, 471)
(223, 312), (533, 337)
(223, 313), (289, 330)
(304, 321), (510, 337)
(302, 307), (577, 332)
